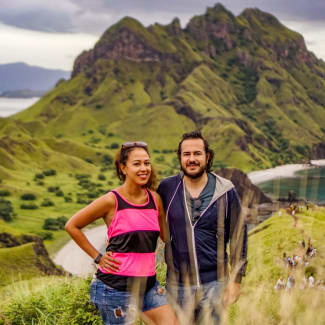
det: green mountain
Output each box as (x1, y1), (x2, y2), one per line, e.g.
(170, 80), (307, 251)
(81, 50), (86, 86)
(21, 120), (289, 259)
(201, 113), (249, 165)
(1, 3), (325, 175)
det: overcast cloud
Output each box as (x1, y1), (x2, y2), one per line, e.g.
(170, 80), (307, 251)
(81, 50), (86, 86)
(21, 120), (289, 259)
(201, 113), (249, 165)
(1, 0), (325, 70)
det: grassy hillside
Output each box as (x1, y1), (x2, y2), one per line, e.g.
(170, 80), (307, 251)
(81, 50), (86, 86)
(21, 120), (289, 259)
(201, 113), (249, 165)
(226, 205), (325, 324)
(1, 207), (324, 324)
(0, 4), (322, 180)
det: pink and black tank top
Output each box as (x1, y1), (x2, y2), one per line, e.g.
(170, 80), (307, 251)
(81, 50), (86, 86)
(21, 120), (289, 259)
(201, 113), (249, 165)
(96, 189), (160, 291)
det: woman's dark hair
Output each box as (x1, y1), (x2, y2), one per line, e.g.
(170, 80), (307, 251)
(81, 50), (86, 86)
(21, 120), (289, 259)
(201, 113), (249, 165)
(177, 130), (214, 172)
(114, 145), (157, 190)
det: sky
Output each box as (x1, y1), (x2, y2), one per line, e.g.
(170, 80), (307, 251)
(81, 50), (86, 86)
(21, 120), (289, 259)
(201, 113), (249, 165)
(1, 0), (325, 71)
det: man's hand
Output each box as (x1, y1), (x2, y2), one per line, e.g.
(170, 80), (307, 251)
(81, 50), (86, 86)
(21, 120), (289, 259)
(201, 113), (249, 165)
(98, 251), (121, 272)
(223, 282), (240, 307)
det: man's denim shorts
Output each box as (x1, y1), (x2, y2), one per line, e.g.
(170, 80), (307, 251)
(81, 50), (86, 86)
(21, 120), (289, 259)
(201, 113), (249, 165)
(90, 278), (167, 325)
(167, 280), (225, 325)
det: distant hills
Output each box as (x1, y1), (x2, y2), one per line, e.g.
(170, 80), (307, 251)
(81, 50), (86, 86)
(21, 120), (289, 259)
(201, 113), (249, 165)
(0, 62), (70, 97)
(0, 3), (325, 173)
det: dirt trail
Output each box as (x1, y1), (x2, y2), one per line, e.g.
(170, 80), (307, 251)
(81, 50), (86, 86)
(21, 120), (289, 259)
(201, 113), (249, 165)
(53, 225), (107, 277)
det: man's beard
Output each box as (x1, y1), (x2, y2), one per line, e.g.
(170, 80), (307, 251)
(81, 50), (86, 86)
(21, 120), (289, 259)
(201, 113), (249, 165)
(181, 164), (206, 179)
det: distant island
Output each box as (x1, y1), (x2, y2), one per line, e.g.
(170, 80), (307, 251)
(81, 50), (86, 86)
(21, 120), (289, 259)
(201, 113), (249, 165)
(0, 62), (70, 98)
(0, 89), (45, 98)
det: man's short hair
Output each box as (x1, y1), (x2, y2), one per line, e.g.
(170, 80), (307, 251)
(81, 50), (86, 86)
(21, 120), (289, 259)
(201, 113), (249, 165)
(177, 130), (214, 172)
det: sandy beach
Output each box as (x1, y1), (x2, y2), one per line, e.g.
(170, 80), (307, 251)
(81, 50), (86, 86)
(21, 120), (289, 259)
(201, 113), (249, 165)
(248, 159), (325, 185)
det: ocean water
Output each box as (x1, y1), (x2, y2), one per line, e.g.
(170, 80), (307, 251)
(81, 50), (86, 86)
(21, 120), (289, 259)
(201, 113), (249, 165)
(258, 167), (325, 204)
(0, 97), (39, 117)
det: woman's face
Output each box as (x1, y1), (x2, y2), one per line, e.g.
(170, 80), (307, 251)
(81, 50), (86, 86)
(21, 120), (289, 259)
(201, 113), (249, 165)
(121, 148), (151, 186)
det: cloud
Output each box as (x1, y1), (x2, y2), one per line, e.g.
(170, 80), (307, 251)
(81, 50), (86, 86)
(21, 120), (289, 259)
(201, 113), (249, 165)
(1, 1), (325, 35)
(0, 23), (97, 70)
(1, 0), (324, 69)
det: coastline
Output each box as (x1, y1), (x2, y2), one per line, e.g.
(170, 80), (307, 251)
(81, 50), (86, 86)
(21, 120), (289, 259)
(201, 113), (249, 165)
(53, 224), (107, 277)
(248, 159), (325, 185)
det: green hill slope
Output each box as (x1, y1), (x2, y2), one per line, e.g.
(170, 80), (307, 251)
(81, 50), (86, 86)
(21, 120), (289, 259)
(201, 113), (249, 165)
(0, 4), (322, 177)
(227, 205), (325, 324)
(1, 207), (324, 324)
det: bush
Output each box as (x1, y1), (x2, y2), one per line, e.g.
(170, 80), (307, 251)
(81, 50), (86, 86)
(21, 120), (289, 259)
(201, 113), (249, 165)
(34, 173), (44, 180)
(43, 216), (68, 231)
(110, 143), (119, 149)
(41, 198), (55, 207)
(0, 189), (10, 197)
(20, 203), (38, 210)
(48, 186), (60, 192)
(102, 154), (113, 166)
(98, 174), (106, 181)
(0, 199), (14, 222)
(35, 231), (53, 240)
(75, 174), (90, 180)
(56, 190), (64, 197)
(20, 193), (37, 200)
(43, 169), (57, 176)
(64, 196), (72, 203)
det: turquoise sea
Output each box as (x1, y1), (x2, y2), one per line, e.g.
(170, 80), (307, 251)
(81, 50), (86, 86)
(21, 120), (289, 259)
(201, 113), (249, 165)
(0, 97), (39, 117)
(258, 167), (325, 204)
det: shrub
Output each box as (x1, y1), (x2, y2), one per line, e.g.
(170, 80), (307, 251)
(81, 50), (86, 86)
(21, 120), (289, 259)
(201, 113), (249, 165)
(0, 199), (14, 222)
(102, 154), (113, 165)
(64, 196), (72, 203)
(110, 143), (119, 149)
(20, 203), (38, 210)
(35, 231), (53, 240)
(75, 174), (90, 180)
(98, 174), (106, 181)
(0, 189), (10, 197)
(34, 173), (44, 180)
(43, 169), (57, 176)
(41, 199), (55, 207)
(56, 190), (64, 197)
(43, 216), (67, 231)
(90, 137), (101, 144)
(48, 186), (60, 192)
(20, 193), (37, 200)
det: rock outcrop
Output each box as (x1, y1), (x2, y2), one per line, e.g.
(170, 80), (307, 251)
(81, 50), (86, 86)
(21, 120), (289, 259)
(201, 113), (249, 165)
(0, 232), (65, 276)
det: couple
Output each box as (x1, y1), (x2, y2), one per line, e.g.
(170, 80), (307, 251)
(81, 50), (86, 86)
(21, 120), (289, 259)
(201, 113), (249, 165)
(65, 131), (247, 325)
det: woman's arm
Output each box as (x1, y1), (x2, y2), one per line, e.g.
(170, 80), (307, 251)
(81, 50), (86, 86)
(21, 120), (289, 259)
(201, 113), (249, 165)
(65, 192), (120, 271)
(154, 192), (168, 242)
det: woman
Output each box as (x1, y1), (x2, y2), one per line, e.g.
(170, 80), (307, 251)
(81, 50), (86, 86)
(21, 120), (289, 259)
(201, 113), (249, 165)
(65, 141), (177, 325)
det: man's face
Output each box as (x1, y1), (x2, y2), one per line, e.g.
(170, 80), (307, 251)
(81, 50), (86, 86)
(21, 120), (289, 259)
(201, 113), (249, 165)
(180, 138), (209, 179)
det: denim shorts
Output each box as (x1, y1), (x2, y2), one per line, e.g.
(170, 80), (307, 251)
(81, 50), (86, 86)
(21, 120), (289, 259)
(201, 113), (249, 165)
(90, 278), (167, 325)
(167, 280), (225, 325)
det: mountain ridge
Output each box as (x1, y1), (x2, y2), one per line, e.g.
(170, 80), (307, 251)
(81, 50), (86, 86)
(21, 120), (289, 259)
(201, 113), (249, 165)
(0, 3), (324, 175)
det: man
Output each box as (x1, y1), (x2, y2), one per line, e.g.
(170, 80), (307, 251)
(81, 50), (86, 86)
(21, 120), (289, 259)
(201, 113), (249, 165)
(157, 131), (247, 324)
